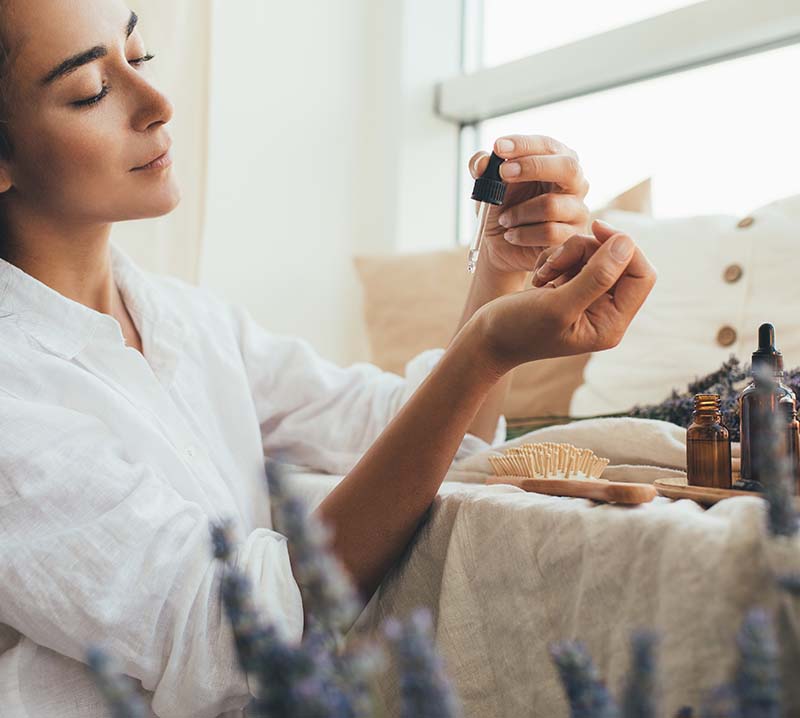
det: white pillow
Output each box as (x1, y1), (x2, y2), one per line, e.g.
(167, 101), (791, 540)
(571, 194), (800, 417)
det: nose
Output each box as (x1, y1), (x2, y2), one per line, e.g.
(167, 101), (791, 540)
(129, 71), (174, 133)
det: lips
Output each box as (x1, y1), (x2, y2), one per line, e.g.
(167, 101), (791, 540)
(132, 145), (173, 171)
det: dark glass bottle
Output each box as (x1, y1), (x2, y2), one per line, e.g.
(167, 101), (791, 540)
(780, 399), (800, 496)
(687, 394), (732, 489)
(738, 324), (797, 488)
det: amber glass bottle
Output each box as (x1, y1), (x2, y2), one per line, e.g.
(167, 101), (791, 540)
(739, 324), (796, 488)
(780, 399), (800, 496)
(687, 394), (732, 489)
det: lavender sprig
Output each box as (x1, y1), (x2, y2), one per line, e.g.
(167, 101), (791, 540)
(86, 646), (147, 718)
(550, 640), (619, 718)
(621, 632), (657, 718)
(384, 608), (461, 718)
(753, 412), (799, 538)
(734, 608), (781, 718)
(267, 462), (361, 636)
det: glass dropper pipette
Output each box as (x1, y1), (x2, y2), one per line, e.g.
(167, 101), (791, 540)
(467, 151), (508, 273)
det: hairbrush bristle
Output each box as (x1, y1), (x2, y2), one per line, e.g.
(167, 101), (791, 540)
(489, 442), (610, 481)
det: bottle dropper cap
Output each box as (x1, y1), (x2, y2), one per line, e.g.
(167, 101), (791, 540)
(471, 152), (507, 206)
(752, 323), (784, 375)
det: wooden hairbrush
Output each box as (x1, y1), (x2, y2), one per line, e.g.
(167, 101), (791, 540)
(487, 442), (656, 505)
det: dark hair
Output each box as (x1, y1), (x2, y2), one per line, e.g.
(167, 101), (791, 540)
(0, 1), (13, 160)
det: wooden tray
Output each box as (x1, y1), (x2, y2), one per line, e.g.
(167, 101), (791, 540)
(654, 476), (800, 508)
(486, 475), (657, 505)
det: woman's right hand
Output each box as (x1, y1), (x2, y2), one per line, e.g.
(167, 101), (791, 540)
(473, 219), (657, 377)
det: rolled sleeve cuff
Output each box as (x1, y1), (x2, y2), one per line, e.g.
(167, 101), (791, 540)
(233, 528), (305, 644)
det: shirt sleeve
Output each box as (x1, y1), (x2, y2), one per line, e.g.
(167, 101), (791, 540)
(228, 303), (506, 475)
(0, 393), (304, 718)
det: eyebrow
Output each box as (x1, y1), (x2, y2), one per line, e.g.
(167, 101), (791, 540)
(40, 11), (138, 86)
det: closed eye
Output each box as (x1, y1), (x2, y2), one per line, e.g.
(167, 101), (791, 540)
(71, 54), (156, 108)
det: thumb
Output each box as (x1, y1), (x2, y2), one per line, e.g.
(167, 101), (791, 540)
(469, 151), (490, 180)
(556, 232), (636, 310)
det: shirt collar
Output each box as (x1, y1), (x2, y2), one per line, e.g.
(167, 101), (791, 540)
(0, 241), (186, 371)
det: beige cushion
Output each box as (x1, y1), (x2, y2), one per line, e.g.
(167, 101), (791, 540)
(355, 179), (652, 420)
(571, 193), (800, 417)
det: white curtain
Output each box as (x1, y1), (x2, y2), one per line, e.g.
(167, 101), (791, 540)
(110, 0), (212, 284)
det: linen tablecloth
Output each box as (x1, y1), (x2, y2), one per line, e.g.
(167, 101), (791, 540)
(284, 419), (800, 717)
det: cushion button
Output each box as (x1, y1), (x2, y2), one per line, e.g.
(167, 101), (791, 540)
(717, 326), (738, 347)
(723, 264), (744, 283)
(737, 216), (755, 229)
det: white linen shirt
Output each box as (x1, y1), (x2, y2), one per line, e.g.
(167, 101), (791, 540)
(0, 241), (505, 718)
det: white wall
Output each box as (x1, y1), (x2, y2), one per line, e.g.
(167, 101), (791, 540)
(200, 0), (461, 365)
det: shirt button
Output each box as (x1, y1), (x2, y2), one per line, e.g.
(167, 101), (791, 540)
(717, 326), (738, 347)
(185, 445), (197, 459)
(723, 264), (744, 283)
(737, 216), (755, 229)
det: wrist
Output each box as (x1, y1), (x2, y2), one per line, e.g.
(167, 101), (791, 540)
(474, 260), (527, 295)
(453, 309), (512, 386)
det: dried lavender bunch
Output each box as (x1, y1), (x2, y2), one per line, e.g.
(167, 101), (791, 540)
(621, 632), (657, 718)
(733, 608), (781, 718)
(383, 608), (462, 718)
(86, 646), (147, 718)
(630, 357), (747, 440)
(550, 640), (619, 718)
(630, 357), (800, 445)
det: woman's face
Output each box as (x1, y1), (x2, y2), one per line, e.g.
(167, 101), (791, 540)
(0, 0), (180, 225)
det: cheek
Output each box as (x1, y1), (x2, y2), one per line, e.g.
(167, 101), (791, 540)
(14, 111), (125, 211)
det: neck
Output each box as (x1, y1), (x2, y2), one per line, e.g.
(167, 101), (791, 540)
(0, 204), (121, 317)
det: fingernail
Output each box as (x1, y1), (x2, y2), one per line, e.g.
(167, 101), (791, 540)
(595, 219), (617, 232)
(498, 214), (510, 228)
(501, 162), (521, 178)
(496, 138), (515, 153)
(610, 234), (634, 261)
(546, 245), (565, 263)
(504, 230), (517, 243)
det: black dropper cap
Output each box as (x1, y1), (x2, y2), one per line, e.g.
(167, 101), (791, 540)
(471, 152), (507, 206)
(752, 323), (784, 375)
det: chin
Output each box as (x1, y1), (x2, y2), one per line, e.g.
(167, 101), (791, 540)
(125, 183), (182, 220)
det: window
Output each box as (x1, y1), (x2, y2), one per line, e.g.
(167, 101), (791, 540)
(450, 1), (800, 244)
(481, 0), (699, 68)
(478, 43), (800, 218)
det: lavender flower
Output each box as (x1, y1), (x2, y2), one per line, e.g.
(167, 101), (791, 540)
(550, 640), (619, 718)
(86, 646), (147, 718)
(621, 632), (657, 718)
(674, 708), (695, 717)
(734, 608), (781, 718)
(752, 412), (799, 538)
(266, 462), (361, 635)
(383, 608), (461, 718)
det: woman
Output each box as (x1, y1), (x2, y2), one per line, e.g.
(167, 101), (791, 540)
(0, 0), (657, 716)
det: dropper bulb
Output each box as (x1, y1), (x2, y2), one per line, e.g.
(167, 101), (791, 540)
(758, 323), (775, 350)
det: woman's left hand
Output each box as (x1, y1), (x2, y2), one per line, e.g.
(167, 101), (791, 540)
(469, 135), (590, 276)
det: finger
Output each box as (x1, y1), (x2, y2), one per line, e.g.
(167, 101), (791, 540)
(494, 135), (578, 161)
(504, 222), (576, 249)
(531, 234), (599, 287)
(604, 240), (658, 319)
(555, 233), (637, 311)
(469, 151), (490, 180)
(499, 154), (586, 194)
(592, 218), (620, 244)
(499, 193), (588, 230)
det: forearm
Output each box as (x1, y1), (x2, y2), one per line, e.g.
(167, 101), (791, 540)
(314, 319), (502, 602)
(453, 263), (527, 442)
